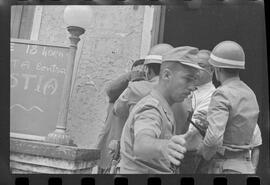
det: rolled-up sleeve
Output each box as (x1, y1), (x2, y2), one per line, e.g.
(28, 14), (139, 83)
(133, 108), (162, 138)
(114, 88), (131, 120)
(198, 90), (230, 160)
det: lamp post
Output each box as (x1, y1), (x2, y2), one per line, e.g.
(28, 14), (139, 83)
(46, 6), (93, 146)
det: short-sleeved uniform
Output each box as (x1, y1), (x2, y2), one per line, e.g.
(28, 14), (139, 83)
(198, 77), (260, 174)
(119, 90), (176, 174)
(114, 76), (159, 120)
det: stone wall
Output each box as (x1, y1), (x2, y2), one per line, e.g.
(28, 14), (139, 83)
(38, 6), (145, 148)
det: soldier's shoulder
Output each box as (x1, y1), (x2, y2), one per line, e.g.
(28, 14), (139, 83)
(211, 87), (229, 100)
(138, 95), (160, 107)
(128, 81), (153, 95)
(129, 80), (153, 89)
(133, 96), (162, 117)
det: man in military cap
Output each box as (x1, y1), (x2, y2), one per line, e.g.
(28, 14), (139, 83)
(197, 41), (260, 174)
(119, 46), (205, 173)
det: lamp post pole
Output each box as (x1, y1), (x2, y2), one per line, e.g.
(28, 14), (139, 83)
(45, 26), (85, 146)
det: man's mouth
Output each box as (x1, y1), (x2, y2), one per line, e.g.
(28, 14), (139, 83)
(184, 92), (191, 97)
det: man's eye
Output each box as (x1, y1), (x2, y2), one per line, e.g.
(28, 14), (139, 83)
(185, 76), (195, 82)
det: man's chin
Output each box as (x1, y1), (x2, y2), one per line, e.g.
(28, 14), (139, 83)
(175, 97), (185, 103)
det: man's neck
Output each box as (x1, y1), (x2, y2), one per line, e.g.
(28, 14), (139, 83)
(154, 85), (173, 106)
(220, 75), (240, 85)
(197, 79), (212, 87)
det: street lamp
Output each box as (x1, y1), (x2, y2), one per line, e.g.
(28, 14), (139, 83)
(46, 6), (93, 146)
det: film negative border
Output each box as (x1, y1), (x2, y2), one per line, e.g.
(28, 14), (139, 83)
(7, 0), (265, 6)
(12, 175), (263, 185)
(0, 0), (269, 185)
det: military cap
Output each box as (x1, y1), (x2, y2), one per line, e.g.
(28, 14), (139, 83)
(162, 46), (204, 70)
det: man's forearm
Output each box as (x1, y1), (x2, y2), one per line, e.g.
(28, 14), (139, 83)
(251, 147), (260, 171)
(134, 132), (167, 160)
(106, 73), (130, 103)
(197, 129), (221, 160)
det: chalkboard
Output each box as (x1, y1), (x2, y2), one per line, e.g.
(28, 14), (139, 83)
(10, 38), (70, 136)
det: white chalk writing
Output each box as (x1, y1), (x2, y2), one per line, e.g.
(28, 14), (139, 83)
(22, 74), (36, 90)
(43, 79), (58, 95)
(11, 73), (18, 88)
(10, 43), (14, 52)
(10, 104), (44, 112)
(42, 47), (64, 58)
(20, 60), (31, 70)
(34, 75), (44, 93)
(11, 59), (19, 69)
(11, 73), (58, 96)
(26, 45), (38, 55)
(36, 63), (66, 75)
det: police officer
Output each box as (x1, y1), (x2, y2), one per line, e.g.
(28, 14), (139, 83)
(119, 46), (205, 173)
(197, 41), (260, 174)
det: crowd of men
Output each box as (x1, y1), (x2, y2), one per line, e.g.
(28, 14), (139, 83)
(95, 41), (262, 174)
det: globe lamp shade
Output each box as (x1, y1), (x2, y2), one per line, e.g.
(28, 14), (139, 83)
(63, 6), (93, 28)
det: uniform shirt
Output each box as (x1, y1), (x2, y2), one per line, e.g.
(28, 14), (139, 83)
(120, 89), (175, 174)
(251, 124), (262, 148)
(185, 82), (216, 151)
(199, 77), (259, 160)
(192, 82), (216, 119)
(114, 76), (159, 120)
(189, 81), (216, 132)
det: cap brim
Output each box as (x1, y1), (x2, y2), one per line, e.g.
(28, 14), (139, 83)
(180, 61), (204, 70)
(132, 59), (145, 67)
(181, 61), (211, 77)
(144, 59), (162, 65)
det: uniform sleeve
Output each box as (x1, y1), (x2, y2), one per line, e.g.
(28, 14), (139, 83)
(250, 124), (262, 148)
(113, 87), (131, 120)
(198, 89), (230, 160)
(192, 97), (211, 122)
(192, 88), (214, 123)
(133, 108), (162, 138)
(105, 73), (130, 103)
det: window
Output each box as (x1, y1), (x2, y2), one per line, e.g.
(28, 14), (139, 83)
(11, 6), (36, 39)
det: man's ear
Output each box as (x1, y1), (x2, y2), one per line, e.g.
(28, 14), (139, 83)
(162, 68), (172, 81)
(209, 66), (215, 74)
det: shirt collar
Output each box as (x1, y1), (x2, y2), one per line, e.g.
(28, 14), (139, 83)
(150, 89), (173, 115)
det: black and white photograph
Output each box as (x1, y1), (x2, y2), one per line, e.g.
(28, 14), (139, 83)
(9, 1), (268, 175)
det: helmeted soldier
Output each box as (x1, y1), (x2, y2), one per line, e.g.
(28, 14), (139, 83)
(197, 41), (260, 174)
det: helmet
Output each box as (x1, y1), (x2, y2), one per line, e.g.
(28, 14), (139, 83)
(209, 41), (245, 69)
(144, 43), (173, 65)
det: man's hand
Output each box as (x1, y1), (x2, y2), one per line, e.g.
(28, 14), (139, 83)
(160, 135), (187, 166)
(183, 129), (203, 151)
(108, 140), (120, 156)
